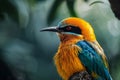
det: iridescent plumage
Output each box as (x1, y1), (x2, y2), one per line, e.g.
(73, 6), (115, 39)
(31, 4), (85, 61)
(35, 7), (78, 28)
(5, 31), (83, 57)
(40, 17), (112, 80)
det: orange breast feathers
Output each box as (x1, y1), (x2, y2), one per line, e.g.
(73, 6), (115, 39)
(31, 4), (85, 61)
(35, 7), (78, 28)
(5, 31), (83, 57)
(54, 43), (86, 80)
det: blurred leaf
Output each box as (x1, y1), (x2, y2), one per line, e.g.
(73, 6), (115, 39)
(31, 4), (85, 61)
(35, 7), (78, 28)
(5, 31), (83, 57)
(26, 0), (38, 6)
(109, 0), (120, 19)
(35, 0), (46, 2)
(0, 0), (18, 22)
(47, 0), (77, 25)
(47, 0), (65, 25)
(66, 0), (77, 17)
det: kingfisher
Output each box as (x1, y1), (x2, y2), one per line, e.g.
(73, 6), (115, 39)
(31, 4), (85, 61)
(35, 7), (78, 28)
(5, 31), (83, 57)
(40, 17), (112, 80)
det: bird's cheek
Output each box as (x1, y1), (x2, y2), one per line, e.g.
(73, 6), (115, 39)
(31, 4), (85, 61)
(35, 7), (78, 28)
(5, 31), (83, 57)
(57, 33), (62, 38)
(57, 32), (64, 35)
(57, 33), (61, 36)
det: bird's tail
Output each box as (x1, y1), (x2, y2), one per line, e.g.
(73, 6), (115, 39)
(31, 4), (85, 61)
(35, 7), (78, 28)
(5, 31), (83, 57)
(96, 69), (112, 80)
(107, 75), (112, 80)
(105, 69), (112, 80)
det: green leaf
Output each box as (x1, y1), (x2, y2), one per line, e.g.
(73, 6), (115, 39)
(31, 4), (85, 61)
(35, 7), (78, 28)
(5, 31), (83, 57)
(66, 0), (77, 17)
(0, 0), (18, 22)
(35, 0), (46, 1)
(47, 0), (65, 25)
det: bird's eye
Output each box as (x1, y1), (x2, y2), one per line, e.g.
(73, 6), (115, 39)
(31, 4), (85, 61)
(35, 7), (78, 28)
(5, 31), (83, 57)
(66, 26), (72, 30)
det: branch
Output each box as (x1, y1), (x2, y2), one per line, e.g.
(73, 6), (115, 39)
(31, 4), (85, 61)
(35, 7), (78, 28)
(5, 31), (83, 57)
(69, 71), (93, 80)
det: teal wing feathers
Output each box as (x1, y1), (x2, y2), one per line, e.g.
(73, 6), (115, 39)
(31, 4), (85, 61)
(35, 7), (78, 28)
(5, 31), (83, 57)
(76, 40), (112, 80)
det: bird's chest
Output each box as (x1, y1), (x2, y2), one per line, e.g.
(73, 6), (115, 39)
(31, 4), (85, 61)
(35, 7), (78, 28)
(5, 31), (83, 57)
(54, 45), (85, 80)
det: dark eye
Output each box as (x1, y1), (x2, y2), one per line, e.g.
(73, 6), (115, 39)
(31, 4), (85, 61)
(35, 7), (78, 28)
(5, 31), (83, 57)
(66, 26), (72, 30)
(60, 25), (81, 34)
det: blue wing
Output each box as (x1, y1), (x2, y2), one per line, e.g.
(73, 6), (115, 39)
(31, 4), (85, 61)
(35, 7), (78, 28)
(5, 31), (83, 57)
(76, 40), (112, 80)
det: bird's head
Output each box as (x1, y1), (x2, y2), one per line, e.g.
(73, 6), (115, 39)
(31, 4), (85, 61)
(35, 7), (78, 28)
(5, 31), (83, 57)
(41, 17), (96, 42)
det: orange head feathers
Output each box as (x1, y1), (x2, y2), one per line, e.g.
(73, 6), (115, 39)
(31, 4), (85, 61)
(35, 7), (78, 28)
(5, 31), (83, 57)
(40, 17), (96, 42)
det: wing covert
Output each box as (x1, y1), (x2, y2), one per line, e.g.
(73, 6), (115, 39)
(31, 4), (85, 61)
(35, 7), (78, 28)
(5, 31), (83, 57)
(76, 40), (112, 80)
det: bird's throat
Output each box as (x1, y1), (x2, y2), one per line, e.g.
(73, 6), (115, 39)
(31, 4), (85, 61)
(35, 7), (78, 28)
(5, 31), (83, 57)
(58, 33), (84, 44)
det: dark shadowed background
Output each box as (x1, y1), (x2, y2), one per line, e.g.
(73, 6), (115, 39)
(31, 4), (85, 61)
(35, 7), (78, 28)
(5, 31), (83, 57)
(0, 0), (120, 80)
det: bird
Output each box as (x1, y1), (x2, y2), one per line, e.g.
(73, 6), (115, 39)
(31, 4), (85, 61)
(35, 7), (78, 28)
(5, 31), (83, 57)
(40, 17), (112, 80)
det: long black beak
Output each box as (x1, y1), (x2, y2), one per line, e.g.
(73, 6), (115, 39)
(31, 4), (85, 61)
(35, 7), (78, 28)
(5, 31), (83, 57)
(40, 27), (59, 32)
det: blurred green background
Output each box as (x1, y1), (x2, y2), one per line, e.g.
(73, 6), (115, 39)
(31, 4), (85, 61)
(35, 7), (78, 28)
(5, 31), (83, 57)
(0, 0), (120, 80)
